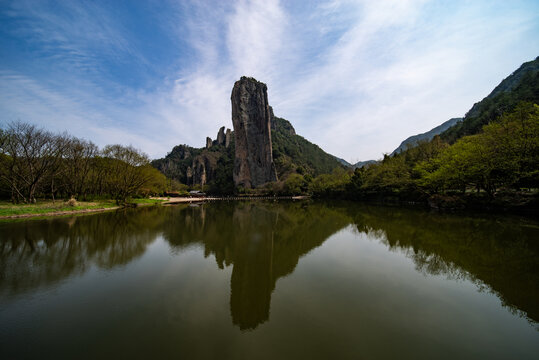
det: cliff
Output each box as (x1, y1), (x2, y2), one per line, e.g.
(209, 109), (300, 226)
(153, 77), (343, 193)
(231, 77), (277, 188)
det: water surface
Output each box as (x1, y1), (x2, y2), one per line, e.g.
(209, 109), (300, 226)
(1, 201), (538, 359)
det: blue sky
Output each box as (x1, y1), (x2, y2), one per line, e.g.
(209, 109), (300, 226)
(1, 0), (538, 162)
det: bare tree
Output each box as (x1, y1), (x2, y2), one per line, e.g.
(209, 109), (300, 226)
(0, 122), (68, 203)
(102, 144), (153, 203)
(62, 137), (99, 199)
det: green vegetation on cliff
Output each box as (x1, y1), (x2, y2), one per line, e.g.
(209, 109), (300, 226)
(152, 114), (344, 195)
(442, 57), (539, 143)
(271, 116), (343, 178)
(311, 102), (538, 211)
(303, 56), (538, 211)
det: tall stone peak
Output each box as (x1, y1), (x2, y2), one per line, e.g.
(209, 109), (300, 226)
(216, 126), (226, 146)
(225, 128), (233, 148)
(231, 77), (277, 188)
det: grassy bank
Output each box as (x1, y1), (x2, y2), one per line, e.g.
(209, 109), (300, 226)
(0, 198), (166, 218)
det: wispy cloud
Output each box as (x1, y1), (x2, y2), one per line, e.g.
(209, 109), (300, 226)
(1, 0), (538, 162)
(0, 71), (170, 156)
(3, 0), (140, 74)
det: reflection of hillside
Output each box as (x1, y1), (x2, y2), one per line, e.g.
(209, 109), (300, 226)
(2, 200), (535, 331)
(163, 201), (351, 330)
(0, 207), (165, 298)
(346, 204), (539, 323)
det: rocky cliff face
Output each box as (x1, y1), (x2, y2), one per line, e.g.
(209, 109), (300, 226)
(225, 129), (233, 148)
(153, 77), (343, 191)
(188, 151), (220, 186)
(231, 77), (277, 188)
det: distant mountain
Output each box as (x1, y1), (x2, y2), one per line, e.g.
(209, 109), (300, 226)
(387, 56), (539, 155)
(333, 156), (352, 167)
(353, 160), (377, 169)
(391, 117), (462, 155)
(442, 56), (539, 142)
(466, 56), (539, 118)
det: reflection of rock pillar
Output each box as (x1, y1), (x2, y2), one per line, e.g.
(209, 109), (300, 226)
(230, 241), (273, 330)
(229, 204), (275, 330)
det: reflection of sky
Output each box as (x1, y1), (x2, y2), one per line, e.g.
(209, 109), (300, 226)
(1, 0), (538, 161)
(2, 218), (538, 359)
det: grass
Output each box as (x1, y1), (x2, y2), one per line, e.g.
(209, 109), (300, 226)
(130, 198), (167, 205)
(0, 198), (167, 217)
(0, 200), (118, 217)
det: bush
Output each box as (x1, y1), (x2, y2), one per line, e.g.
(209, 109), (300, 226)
(66, 197), (78, 207)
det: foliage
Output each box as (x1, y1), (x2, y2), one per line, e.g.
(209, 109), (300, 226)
(441, 64), (539, 143)
(417, 102), (539, 195)
(309, 168), (352, 197)
(206, 142), (235, 195)
(0, 122), (179, 204)
(271, 116), (344, 178)
(0, 122), (69, 203)
(337, 102), (539, 205)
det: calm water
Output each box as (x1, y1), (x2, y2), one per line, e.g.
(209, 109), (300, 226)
(0, 201), (538, 359)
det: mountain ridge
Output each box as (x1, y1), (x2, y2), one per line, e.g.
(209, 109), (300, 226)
(390, 117), (462, 155)
(380, 56), (539, 158)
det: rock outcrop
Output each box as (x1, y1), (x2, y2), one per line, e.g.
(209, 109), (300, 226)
(206, 137), (212, 149)
(225, 129), (233, 148)
(216, 127), (226, 146)
(191, 152), (219, 186)
(231, 77), (277, 188)
(173, 145), (192, 159)
(269, 106), (276, 130)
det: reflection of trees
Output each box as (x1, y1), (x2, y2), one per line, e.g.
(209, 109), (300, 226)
(0, 207), (165, 298)
(2, 200), (536, 330)
(346, 204), (539, 323)
(163, 201), (351, 330)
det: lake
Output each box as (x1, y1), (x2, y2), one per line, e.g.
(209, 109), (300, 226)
(1, 201), (538, 359)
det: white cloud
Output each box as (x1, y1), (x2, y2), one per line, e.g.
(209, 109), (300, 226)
(226, 0), (288, 80)
(1, 0), (538, 163)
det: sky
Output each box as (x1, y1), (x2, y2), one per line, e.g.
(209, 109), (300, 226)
(0, 0), (538, 163)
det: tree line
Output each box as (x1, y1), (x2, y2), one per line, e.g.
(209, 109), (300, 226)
(278, 102), (538, 208)
(2, 101), (536, 207)
(0, 121), (167, 204)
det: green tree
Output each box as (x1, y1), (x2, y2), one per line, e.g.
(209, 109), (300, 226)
(102, 144), (153, 204)
(417, 102), (539, 195)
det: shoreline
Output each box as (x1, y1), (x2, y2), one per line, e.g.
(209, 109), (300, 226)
(156, 195), (310, 204)
(0, 196), (311, 220)
(0, 206), (121, 220)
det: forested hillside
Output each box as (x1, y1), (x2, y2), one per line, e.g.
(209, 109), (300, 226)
(271, 116), (343, 178)
(442, 57), (539, 143)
